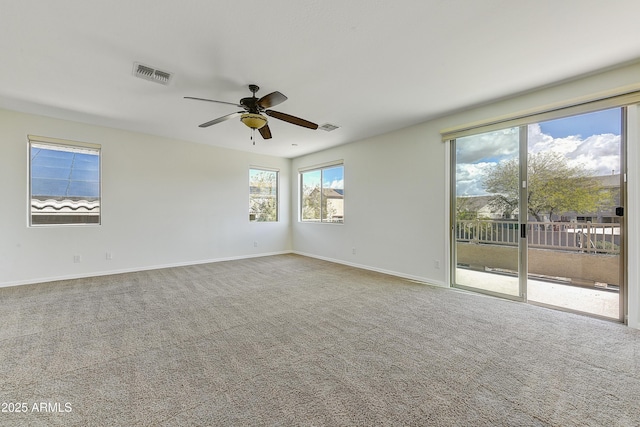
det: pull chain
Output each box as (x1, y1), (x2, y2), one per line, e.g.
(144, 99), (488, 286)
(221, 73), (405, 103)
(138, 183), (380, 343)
(251, 128), (255, 145)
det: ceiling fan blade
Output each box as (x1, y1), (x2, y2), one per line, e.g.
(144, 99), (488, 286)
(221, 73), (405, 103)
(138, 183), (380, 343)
(257, 91), (287, 109)
(185, 96), (243, 108)
(265, 110), (318, 130)
(199, 112), (243, 128)
(259, 124), (272, 139)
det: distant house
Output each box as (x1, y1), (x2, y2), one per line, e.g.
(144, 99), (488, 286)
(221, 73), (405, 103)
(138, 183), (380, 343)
(308, 187), (344, 222)
(566, 174), (621, 224)
(458, 174), (621, 224)
(456, 195), (515, 220)
(325, 188), (344, 222)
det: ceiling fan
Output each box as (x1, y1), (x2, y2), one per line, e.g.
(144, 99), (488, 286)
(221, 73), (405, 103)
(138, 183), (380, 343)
(185, 84), (318, 141)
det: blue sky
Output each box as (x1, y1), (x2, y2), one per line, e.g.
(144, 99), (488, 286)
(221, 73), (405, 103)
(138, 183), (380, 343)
(322, 166), (344, 189)
(302, 166), (344, 190)
(539, 108), (621, 138)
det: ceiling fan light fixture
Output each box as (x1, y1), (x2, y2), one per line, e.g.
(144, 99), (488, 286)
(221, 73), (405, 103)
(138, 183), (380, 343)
(240, 113), (267, 129)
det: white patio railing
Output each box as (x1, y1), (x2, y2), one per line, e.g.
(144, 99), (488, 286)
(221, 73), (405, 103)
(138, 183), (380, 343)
(455, 220), (620, 254)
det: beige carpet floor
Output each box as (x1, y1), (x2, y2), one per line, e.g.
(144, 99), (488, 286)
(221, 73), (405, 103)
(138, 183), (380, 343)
(1, 254), (640, 426)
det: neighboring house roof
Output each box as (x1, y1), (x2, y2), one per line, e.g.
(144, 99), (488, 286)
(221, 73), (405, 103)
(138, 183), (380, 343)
(250, 186), (276, 196)
(324, 188), (344, 198)
(593, 173), (620, 188)
(457, 195), (495, 211)
(31, 198), (100, 215)
(308, 188), (344, 199)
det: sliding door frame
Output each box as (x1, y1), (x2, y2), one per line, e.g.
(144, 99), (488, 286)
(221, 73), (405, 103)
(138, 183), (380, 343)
(448, 104), (630, 323)
(518, 126), (528, 302)
(449, 133), (525, 303)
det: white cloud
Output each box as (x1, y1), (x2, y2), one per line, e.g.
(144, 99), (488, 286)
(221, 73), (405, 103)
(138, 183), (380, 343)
(528, 123), (580, 156)
(456, 162), (493, 196)
(456, 127), (519, 163)
(568, 134), (621, 175)
(528, 123), (621, 175)
(457, 123), (621, 196)
(327, 179), (344, 189)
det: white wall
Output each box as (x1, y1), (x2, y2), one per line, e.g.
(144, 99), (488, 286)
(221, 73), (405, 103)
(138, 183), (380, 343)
(291, 123), (448, 284)
(291, 61), (640, 328)
(0, 109), (292, 286)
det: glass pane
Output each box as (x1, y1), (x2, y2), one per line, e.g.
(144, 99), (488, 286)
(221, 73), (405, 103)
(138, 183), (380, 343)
(30, 142), (100, 225)
(526, 108), (622, 319)
(322, 165), (344, 223)
(301, 170), (321, 222)
(454, 127), (520, 297)
(249, 169), (278, 222)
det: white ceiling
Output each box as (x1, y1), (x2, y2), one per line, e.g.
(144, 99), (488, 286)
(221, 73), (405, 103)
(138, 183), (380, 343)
(2, 0), (640, 158)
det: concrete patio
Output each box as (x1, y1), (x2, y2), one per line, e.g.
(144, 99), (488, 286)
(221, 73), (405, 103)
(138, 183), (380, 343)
(455, 267), (620, 319)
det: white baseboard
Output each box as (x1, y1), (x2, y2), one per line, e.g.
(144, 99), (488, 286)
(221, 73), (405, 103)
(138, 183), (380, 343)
(0, 250), (293, 289)
(2, 250), (447, 290)
(292, 251), (447, 288)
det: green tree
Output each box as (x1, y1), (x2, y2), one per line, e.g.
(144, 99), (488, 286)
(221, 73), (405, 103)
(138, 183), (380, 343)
(456, 197), (478, 220)
(250, 170), (277, 221)
(301, 184), (321, 220)
(301, 186), (340, 222)
(480, 156), (520, 219)
(482, 152), (611, 222)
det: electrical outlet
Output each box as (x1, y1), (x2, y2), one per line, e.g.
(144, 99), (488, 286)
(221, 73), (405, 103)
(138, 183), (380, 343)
(352, 248), (356, 255)
(434, 260), (440, 269)
(253, 241), (258, 247)
(73, 255), (82, 263)
(106, 252), (113, 260)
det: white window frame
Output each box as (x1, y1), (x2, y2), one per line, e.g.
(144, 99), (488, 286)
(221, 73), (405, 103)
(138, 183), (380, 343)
(28, 135), (102, 227)
(249, 166), (279, 222)
(299, 161), (344, 224)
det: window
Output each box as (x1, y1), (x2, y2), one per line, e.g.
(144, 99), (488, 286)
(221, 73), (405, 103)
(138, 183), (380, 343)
(300, 163), (344, 223)
(249, 168), (278, 222)
(29, 135), (101, 226)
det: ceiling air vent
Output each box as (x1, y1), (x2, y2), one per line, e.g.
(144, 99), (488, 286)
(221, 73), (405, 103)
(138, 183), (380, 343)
(133, 62), (173, 85)
(319, 123), (340, 132)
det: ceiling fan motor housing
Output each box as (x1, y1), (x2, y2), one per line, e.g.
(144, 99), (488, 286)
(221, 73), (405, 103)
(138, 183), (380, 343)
(240, 97), (260, 113)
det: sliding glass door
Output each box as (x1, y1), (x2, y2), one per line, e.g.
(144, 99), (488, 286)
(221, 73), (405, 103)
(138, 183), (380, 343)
(525, 109), (624, 319)
(451, 108), (625, 320)
(453, 127), (523, 300)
